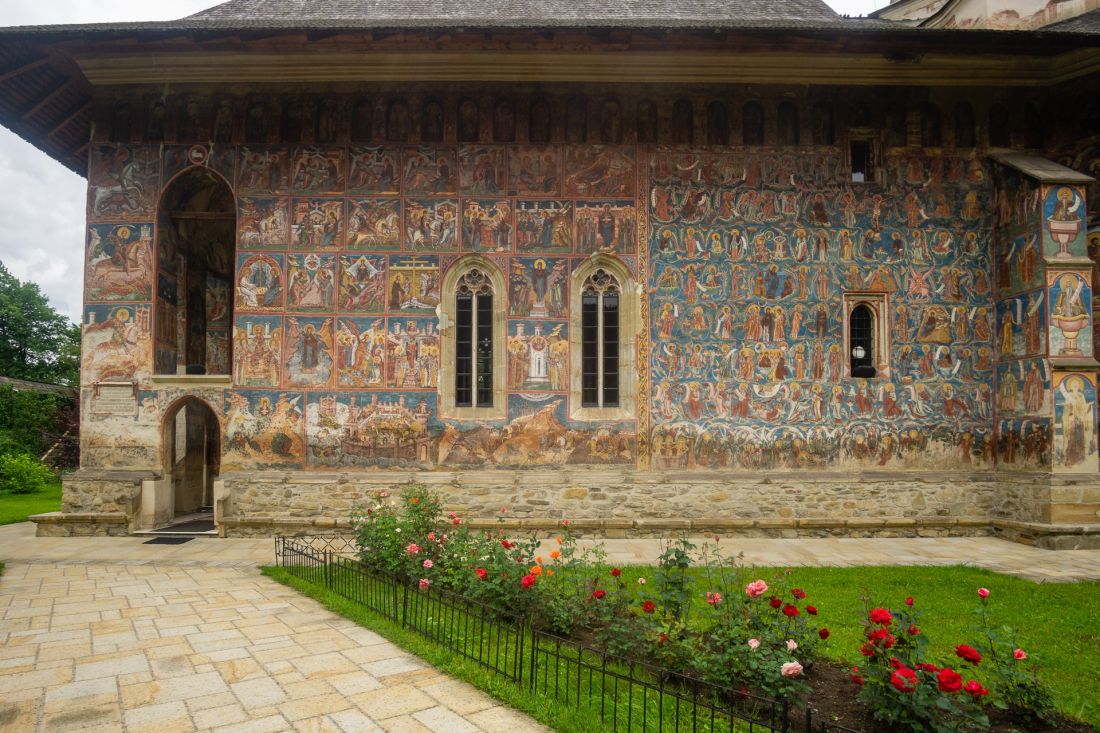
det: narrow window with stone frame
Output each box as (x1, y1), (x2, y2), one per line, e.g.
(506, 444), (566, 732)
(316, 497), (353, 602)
(455, 268), (494, 408)
(581, 268), (621, 407)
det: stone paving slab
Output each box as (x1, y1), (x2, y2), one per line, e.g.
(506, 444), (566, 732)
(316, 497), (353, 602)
(0, 561), (550, 733)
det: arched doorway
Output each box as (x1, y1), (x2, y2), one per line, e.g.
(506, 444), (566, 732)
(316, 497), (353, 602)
(155, 168), (235, 376)
(159, 398), (220, 531)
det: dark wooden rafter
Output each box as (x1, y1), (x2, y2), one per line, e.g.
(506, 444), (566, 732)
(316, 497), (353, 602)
(47, 100), (90, 138)
(21, 78), (75, 120)
(166, 211), (236, 220)
(0, 56), (49, 83)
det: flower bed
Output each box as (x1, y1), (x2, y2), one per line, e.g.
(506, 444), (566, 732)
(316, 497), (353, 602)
(328, 484), (1086, 733)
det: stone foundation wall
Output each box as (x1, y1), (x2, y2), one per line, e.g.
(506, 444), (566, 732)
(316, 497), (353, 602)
(60, 470), (151, 517)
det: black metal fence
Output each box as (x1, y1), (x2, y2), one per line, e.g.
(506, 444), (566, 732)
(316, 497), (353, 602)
(276, 536), (863, 733)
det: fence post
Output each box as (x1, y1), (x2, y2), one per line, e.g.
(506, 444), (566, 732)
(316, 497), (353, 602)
(324, 550), (332, 590)
(804, 706), (811, 733)
(400, 578), (409, 628)
(780, 697), (790, 733)
(274, 536), (280, 567)
(526, 623), (537, 690)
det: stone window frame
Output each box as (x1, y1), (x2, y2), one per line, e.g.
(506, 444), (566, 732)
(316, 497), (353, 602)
(570, 254), (639, 422)
(842, 291), (891, 379)
(438, 255), (507, 420)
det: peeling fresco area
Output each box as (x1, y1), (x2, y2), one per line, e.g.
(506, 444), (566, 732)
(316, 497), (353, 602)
(647, 149), (995, 470)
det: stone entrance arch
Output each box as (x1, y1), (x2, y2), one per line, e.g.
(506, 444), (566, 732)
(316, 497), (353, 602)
(142, 397), (221, 530)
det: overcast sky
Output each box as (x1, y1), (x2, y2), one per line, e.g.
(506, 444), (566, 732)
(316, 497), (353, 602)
(0, 0), (889, 322)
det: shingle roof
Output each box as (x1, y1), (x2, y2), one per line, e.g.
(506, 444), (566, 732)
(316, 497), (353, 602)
(183, 0), (841, 28)
(1044, 7), (1100, 34)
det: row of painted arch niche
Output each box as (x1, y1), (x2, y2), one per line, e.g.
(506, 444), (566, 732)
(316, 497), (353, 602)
(103, 93), (1039, 150)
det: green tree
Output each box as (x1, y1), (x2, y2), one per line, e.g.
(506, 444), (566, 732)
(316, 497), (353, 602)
(0, 261), (79, 385)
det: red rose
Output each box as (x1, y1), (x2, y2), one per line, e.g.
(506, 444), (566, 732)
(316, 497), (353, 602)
(860, 642), (876, 657)
(501, 540), (513, 549)
(908, 625), (920, 636)
(769, 596), (782, 609)
(890, 667), (919, 693)
(819, 628), (830, 640)
(937, 668), (963, 693)
(610, 567), (621, 577)
(475, 567), (488, 581)
(591, 589), (606, 599)
(963, 680), (988, 697)
(869, 608), (893, 625)
(806, 605), (818, 615)
(869, 628), (895, 649)
(782, 604), (799, 618)
(918, 663), (939, 674)
(955, 645), (982, 665)
(889, 656), (903, 670)
(521, 574), (537, 589)
(905, 596), (914, 606)
(658, 633), (669, 645)
(642, 600), (655, 613)
(792, 588), (806, 599)
(850, 670), (865, 686)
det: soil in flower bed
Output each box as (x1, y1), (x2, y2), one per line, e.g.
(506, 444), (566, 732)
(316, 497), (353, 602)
(798, 662), (1097, 733)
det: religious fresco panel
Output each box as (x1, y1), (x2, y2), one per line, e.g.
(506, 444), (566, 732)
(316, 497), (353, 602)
(223, 389), (306, 470)
(1047, 270), (1092, 357)
(287, 146), (346, 195)
(995, 290), (1046, 359)
(232, 314), (282, 387)
(335, 317), (387, 388)
(305, 392), (439, 469)
(338, 254), (387, 313)
(647, 147), (993, 471)
(507, 321), (568, 391)
(562, 146), (636, 198)
(85, 224), (154, 302)
(462, 200), (513, 252)
(575, 201), (637, 254)
(162, 144), (235, 184)
(346, 199), (401, 250)
(88, 146), (160, 221)
(348, 146), (401, 195)
(235, 253), (284, 312)
(404, 199), (458, 251)
(237, 197), (290, 249)
(996, 418), (1052, 470)
(513, 200), (571, 254)
(508, 145), (562, 197)
(82, 304), (153, 385)
(384, 317), (440, 390)
(1053, 371), (1099, 473)
(459, 145), (507, 196)
(291, 199), (344, 249)
(283, 316), (334, 388)
(1042, 185), (1087, 259)
(387, 255), (440, 314)
(403, 146), (457, 195)
(237, 146), (290, 194)
(286, 254), (337, 313)
(996, 357), (1050, 417)
(508, 257), (568, 318)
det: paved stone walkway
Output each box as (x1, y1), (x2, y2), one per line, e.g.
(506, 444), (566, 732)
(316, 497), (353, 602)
(1, 521), (1098, 733)
(0, 561), (546, 733)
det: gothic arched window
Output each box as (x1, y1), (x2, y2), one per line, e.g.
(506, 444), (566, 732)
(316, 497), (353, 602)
(440, 257), (506, 419)
(581, 269), (621, 408)
(455, 268), (494, 408)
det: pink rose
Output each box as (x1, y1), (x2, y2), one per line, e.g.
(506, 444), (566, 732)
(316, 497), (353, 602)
(406, 543), (420, 555)
(422, 559), (433, 569)
(418, 578), (430, 589)
(1014, 649), (1027, 660)
(781, 661), (803, 677)
(706, 592), (723, 606)
(745, 580), (769, 598)
(786, 639), (798, 652)
(748, 638), (760, 651)
(977, 587), (990, 599)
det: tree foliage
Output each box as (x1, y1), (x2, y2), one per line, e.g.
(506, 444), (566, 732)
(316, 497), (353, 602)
(0, 261), (79, 386)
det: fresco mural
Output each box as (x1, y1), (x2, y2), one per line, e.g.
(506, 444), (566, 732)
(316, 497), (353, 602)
(306, 392), (437, 468)
(1053, 372), (1099, 473)
(459, 145), (507, 195)
(996, 291), (1045, 358)
(88, 146), (159, 221)
(347, 199), (401, 249)
(509, 257), (568, 318)
(387, 255), (440, 314)
(515, 200), (570, 253)
(384, 317), (439, 389)
(291, 199), (343, 249)
(236, 253), (284, 311)
(463, 200), (513, 252)
(405, 200), (458, 250)
(82, 304), (152, 386)
(349, 146), (400, 195)
(1048, 270), (1092, 357)
(237, 198), (289, 249)
(509, 145), (561, 196)
(339, 254), (387, 312)
(86, 224), (154, 301)
(284, 316), (334, 387)
(232, 315), (282, 387)
(1043, 185), (1087, 258)
(223, 390), (305, 469)
(576, 201), (637, 253)
(403, 146), (457, 195)
(286, 254), (336, 312)
(996, 418), (1051, 469)
(336, 317), (386, 387)
(507, 321), (568, 390)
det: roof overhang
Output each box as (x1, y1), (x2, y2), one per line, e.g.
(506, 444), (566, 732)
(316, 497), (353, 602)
(2, 24), (1100, 177)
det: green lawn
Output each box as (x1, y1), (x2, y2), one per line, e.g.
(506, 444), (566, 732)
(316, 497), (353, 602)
(270, 561), (1100, 731)
(615, 564), (1100, 729)
(0, 480), (61, 525)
